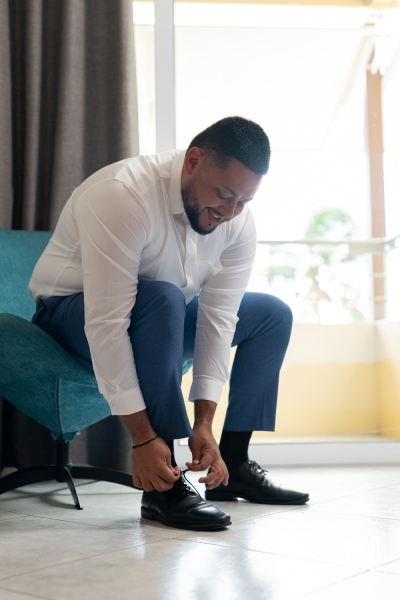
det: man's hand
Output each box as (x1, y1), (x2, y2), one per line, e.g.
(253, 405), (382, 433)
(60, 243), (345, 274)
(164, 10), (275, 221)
(119, 411), (180, 492)
(131, 437), (180, 492)
(185, 399), (229, 490)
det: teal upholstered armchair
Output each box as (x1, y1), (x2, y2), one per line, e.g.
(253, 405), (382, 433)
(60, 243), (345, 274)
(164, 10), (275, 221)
(0, 230), (134, 508)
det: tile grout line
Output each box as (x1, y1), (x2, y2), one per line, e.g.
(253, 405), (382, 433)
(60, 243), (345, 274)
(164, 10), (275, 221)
(293, 566), (400, 600)
(292, 567), (375, 600)
(0, 537), (173, 586)
(309, 508), (400, 522)
(166, 536), (373, 571)
(0, 585), (49, 600)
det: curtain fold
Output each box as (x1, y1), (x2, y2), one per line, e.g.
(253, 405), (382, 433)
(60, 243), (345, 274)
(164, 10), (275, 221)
(0, 0), (139, 473)
(0, 1), (13, 228)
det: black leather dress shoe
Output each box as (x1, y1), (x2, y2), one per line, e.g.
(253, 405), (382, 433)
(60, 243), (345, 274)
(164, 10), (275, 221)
(141, 471), (232, 531)
(205, 459), (309, 505)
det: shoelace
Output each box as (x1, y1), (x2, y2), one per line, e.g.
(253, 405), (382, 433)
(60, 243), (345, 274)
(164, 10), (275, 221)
(246, 460), (274, 484)
(247, 460), (281, 488)
(179, 468), (201, 497)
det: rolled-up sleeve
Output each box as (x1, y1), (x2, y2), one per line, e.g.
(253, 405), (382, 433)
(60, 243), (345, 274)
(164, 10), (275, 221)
(189, 208), (257, 404)
(74, 179), (152, 415)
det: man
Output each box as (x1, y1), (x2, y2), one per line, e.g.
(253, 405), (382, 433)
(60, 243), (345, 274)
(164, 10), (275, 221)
(29, 116), (309, 531)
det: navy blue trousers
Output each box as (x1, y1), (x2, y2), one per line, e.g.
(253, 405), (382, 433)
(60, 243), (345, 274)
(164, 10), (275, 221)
(32, 281), (292, 440)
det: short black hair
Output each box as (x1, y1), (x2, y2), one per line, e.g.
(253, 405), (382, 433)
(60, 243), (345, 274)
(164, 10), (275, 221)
(187, 116), (270, 175)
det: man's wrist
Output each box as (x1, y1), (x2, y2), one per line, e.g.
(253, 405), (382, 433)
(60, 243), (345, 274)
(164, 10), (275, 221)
(119, 410), (157, 445)
(192, 399), (217, 429)
(132, 434), (160, 449)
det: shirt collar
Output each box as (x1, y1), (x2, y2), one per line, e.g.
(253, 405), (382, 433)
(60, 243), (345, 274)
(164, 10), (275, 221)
(169, 150), (186, 215)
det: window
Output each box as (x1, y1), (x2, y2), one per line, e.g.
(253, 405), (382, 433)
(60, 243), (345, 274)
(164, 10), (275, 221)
(134, 0), (400, 324)
(133, 1), (400, 456)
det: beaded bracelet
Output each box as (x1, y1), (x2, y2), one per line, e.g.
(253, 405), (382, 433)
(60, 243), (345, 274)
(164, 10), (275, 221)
(132, 434), (159, 449)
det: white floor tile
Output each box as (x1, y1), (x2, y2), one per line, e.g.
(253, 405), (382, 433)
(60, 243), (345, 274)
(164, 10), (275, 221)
(184, 465), (396, 510)
(299, 570), (400, 600)
(0, 539), (356, 600)
(312, 483), (400, 520)
(0, 589), (47, 600)
(1, 465), (399, 599)
(177, 507), (400, 570)
(0, 486), (147, 529)
(379, 558), (400, 574)
(0, 515), (173, 580)
(0, 512), (23, 523)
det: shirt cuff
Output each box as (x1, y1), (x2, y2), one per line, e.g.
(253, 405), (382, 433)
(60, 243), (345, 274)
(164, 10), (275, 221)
(102, 387), (146, 416)
(188, 378), (225, 404)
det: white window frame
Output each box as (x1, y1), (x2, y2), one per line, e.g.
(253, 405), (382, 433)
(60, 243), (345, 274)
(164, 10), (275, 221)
(154, 0), (176, 151)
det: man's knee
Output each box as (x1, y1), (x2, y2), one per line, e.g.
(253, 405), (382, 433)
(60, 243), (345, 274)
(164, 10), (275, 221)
(151, 280), (185, 307)
(135, 280), (186, 319)
(243, 292), (293, 339)
(264, 295), (293, 338)
(248, 292), (292, 321)
(159, 281), (185, 299)
(269, 295), (293, 327)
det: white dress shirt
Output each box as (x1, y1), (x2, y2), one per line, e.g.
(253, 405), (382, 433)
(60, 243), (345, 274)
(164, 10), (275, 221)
(29, 150), (257, 415)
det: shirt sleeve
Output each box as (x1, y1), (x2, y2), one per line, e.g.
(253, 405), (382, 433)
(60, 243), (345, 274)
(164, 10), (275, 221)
(188, 208), (257, 404)
(74, 178), (152, 415)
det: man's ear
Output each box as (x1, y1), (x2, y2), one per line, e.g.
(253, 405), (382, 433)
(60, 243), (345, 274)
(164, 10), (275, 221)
(183, 147), (204, 175)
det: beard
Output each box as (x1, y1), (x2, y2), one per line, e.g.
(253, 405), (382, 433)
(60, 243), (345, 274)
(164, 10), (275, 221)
(181, 179), (219, 236)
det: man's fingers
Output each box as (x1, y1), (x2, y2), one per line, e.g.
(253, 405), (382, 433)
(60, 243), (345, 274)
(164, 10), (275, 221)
(153, 478), (175, 492)
(186, 453), (214, 471)
(132, 475), (144, 490)
(131, 437), (181, 492)
(199, 472), (224, 488)
(199, 464), (229, 489)
(133, 463), (180, 493)
(164, 464), (181, 481)
(149, 467), (180, 492)
(185, 460), (206, 472)
(153, 463), (180, 487)
(137, 468), (179, 492)
(142, 481), (155, 492)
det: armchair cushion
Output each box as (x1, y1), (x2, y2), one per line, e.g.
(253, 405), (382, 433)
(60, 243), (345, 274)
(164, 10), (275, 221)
(0, 230), (53, 319)
(0, 313), (110, 440)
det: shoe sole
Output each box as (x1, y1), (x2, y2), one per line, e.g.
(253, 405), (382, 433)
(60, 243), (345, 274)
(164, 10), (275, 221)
(205, 490), (309, 505)
(141, 506), (232, 531)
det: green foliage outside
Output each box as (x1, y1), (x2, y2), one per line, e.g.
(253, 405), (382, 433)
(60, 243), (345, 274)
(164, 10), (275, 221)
(264, 208), (366, 322)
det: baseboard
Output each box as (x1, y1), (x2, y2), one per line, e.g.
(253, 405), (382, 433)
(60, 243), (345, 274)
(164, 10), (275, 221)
(175, 439), (400, 467)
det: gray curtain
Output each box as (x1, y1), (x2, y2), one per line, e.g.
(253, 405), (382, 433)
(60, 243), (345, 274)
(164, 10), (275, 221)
(0, 0), (139, 473)
(0, 0), (138, 230)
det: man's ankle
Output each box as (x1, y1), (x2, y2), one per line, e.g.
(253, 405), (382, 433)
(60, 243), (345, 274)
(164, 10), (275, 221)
(219, 430), (252, 471)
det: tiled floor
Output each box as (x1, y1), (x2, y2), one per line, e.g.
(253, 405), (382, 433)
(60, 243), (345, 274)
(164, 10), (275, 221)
(0, 464), (400, 600)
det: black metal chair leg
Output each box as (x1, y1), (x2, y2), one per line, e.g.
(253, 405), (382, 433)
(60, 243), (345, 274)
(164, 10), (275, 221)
(0, 438), (135, 508)
(70, 465), (135, 489)
(0, 464), (81, 509)
(62, 466), (82, 510)
(54, 438), (82, 509)
(0, 466), (56, 493)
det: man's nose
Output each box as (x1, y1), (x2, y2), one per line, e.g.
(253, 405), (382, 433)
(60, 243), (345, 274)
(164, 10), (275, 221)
(220, 198), (238, 219)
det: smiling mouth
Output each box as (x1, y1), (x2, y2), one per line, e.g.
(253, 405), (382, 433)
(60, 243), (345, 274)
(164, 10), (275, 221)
(207, 208), (223, 223)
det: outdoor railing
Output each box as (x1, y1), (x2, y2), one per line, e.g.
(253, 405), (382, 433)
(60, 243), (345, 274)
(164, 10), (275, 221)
(249, 235), (400, 323)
